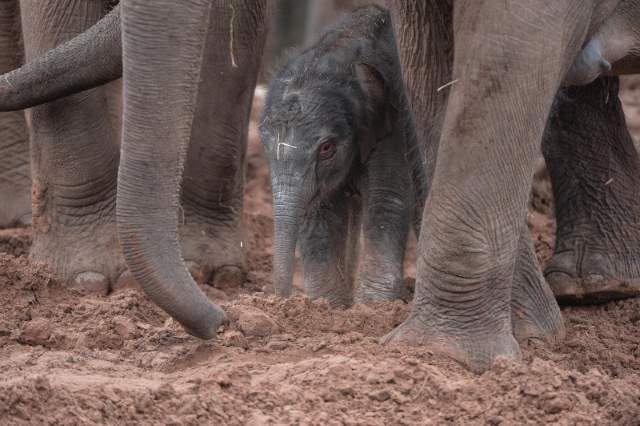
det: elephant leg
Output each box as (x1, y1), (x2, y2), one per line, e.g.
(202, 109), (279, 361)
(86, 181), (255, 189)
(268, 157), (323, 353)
(386, 1), (453, 238)
(386, 1), (453, 191)
(20, 0), (124, 294)
(382, 0), (592, 372)
(180, 0), (269, 288)
(355, 134), (413, 303)
(0, 0), (30, 228)
(511, 222), (565, 344)
(543, 76), (640, 303)
(299, 192), (362, 308)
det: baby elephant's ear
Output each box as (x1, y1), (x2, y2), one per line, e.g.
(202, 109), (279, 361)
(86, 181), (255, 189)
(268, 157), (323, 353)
(355, 62), (386, 106)
(354, 63), (393, 163)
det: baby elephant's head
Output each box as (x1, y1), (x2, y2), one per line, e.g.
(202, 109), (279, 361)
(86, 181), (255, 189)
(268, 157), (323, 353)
(259, 59), (390, 297)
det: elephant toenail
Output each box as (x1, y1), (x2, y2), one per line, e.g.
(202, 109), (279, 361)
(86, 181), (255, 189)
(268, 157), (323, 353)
(72, 272), (109, 296)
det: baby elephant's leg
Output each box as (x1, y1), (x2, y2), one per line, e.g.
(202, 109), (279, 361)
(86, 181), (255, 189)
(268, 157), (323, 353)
(355, 134), (413, 303)
(299, 192), (362, 308)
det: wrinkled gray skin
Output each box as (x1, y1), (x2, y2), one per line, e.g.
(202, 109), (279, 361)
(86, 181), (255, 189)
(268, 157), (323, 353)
(565, 0), (640, 85)
(0, 0), (269, 337)
(0, 1), (122, 229)
(381, 0), (629, 372)
(0, 0), (30, 228)
(261, 6), (419, 307)
(17, 0), (124, 294)
(543, 76), (640, 303)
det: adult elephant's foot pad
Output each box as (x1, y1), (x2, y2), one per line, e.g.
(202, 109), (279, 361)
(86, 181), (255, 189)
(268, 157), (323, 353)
(187, 262), (245, 288)
(30, 222), (126, 294)
(380, 315), (521, 373)
(180, 224), (246, 288)
(545, 247), (640, 304)
(546, 271), (640, 305)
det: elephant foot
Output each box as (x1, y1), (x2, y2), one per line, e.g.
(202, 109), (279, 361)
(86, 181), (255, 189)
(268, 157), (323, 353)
(355, 276), (404, 304)
(381, 314), (521, 373)
(30, 221), (128, 295)
(511, 229), (565, 344)
(305, 281), (354, 309)
(180, 222), (246, 288)
(544, 248), (640, 304)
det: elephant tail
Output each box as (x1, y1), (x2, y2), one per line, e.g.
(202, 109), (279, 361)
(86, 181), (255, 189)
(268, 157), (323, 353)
(0, 5), (121, 112)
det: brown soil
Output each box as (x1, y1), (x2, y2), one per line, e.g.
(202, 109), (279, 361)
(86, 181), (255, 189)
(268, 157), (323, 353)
(1, 83), (639, 425)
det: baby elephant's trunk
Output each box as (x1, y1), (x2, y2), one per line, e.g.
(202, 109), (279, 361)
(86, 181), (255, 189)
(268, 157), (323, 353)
(271, 179), (306, 297)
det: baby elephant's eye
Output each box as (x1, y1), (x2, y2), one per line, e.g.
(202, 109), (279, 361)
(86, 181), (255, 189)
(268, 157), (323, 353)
(318, 141), (337, 160)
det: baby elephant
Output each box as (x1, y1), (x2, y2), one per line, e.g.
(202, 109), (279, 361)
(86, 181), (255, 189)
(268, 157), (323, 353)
(260, 5), (422, 307)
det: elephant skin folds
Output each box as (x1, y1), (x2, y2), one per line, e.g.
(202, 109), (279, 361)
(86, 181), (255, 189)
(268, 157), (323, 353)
(0, 87), (638, 425)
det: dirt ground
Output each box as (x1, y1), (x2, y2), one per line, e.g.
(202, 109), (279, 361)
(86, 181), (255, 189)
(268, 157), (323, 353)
(1, 81), (639, 426)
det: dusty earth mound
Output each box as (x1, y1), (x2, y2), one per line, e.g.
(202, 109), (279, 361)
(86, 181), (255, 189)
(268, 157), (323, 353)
(0, 262), (638, 425)
(1, 84), (639, 425)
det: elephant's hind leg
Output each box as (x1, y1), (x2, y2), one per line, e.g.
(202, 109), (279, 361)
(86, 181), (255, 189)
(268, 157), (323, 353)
(20, 0), (124, 294)
(543, 76), (640, 304)
(0, 0), (30, 228)
(511, 223), (565, 345)
(355, 133), (413, 303)
(180, 0), (269, 289)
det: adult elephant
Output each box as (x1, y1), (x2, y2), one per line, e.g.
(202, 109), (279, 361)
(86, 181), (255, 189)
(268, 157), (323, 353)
(0, 0), (268, 337)
(382, 0), (640, 371)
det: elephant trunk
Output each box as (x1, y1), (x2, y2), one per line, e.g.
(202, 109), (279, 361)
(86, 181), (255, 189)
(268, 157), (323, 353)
(117, 0), (225, 339)
(0, 5), (121, 112)
(272, 179), (306, 297)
